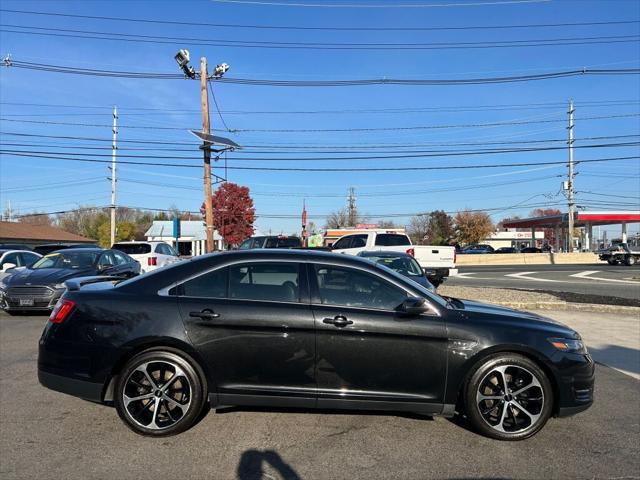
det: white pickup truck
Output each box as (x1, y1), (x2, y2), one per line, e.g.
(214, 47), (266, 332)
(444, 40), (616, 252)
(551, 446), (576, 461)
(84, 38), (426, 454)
(330, 231), (457, 286)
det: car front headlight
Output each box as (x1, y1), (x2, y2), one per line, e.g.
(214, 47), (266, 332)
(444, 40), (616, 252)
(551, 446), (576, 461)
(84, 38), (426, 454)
(548, 337), (588, 355)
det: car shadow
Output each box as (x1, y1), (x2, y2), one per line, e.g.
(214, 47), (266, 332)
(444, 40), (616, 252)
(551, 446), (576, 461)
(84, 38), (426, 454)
(589, 344), (640, 377)
(237, 449), (301, 480)
(214, 405), (435, 422)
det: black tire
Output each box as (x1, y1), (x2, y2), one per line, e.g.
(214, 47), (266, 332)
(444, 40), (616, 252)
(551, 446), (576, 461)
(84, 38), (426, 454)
(465, 353), (553, 441)
(115, 349), (206, 436)
(624, 255), (637, 266)
(607, 258), (617, 265)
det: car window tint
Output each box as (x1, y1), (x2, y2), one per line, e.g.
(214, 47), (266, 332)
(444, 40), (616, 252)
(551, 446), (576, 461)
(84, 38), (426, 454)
(98, 252), (116, 267)
(182, 267), (228, 298)
(333, 236), (352, 250)
(112, 243), (152, 255)
(374, 234), (411, 246)
(238, 239), (252, 250)
(351, 235), (368, 248)
(229, 263), (299, 303)
(20, 252), (40, 266)
(314, 265), (407, 310)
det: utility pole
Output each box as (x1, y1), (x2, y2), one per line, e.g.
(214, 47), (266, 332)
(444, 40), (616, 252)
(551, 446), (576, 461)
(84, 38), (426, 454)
(109, 106), (118, 247)
(567, 100), (575, 252)
(347, 187), (357, 227)
(200, 57), (215, 253)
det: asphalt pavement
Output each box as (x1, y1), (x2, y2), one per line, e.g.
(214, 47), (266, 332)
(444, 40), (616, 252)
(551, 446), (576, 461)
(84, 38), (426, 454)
(449, 263), (640, 301)
(1, 313), (639, 480)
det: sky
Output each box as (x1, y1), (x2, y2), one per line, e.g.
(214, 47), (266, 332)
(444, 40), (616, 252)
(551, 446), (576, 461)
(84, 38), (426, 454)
(0, 0), (639, 238)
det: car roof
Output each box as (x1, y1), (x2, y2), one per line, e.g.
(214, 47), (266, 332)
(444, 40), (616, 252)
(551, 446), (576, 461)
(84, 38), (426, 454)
(47, 247), (104, 254)
(1, 249), (40, 255)
(358, 251), (412, 258)
(113, 241), (161, 244)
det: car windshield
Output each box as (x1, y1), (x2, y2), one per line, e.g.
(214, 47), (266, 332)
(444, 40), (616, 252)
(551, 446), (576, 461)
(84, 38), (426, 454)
(112, 243), (152, 255)
(31, 251), (100, 270)
(367, 255), (423, 276)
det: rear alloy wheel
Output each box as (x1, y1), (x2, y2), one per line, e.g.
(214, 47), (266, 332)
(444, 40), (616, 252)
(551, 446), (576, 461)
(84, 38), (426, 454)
(115, 350), (206, 436)
(465, 354), (553, 440)
(625, 255), (637, 266)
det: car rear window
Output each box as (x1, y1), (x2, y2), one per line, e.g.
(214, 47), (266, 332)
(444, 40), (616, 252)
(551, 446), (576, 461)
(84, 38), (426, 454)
(112, 243), (151, 255)
(374, 234), (411, 247)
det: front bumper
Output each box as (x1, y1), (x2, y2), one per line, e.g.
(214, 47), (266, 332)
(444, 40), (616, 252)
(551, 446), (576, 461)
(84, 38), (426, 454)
(1, 286), (64, 311)
(554, 352), (595, 417)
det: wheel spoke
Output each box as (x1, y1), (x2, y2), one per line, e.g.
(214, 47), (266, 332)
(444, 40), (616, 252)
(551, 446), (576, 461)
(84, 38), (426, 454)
(511, 375), (542, 396)
(511, 399), (541, 424)
(134, 363), (158, 390)
(495, 401), (510, 432)
(123, 393), (154, 406)
(160, 366), (187, 393)
(149, 397), (161, 429)
(477, 393), (502, 402)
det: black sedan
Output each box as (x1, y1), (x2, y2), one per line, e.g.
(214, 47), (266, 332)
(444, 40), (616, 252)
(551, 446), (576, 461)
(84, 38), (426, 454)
(37, 250), (593, 440)
(357, 250), (436, 291)
(1, 248), (140, 312)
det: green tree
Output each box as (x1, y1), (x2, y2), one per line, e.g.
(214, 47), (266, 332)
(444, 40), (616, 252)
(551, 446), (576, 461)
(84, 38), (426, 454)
(97, 221), (137, 247)
(425, 210), (455, 245)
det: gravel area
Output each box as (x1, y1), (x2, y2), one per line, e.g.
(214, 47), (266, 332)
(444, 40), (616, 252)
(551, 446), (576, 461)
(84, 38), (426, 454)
(438, 285), (640, 308)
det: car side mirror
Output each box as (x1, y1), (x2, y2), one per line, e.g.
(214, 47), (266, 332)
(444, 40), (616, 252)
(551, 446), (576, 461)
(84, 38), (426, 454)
(397, 297), (429, 316)
(1, 262), (17, 272)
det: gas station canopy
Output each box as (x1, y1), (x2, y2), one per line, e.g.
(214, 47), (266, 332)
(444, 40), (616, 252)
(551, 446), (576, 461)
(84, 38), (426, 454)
(503, 211), (640, 229)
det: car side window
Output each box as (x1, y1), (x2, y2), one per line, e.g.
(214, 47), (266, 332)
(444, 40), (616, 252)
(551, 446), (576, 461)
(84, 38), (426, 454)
(182, 267), (228, 298)
(351, 235), (368, 248)
(238, 239), (252, 250)
(1, 252), (21, 267)
(98, 252), (116, 267)
(229, 262), (299, 303)
(112, 251), (130, 266)
(20, 252), (40, 266)
(314, 265), (407, 311)
(332, 236), (352, 250)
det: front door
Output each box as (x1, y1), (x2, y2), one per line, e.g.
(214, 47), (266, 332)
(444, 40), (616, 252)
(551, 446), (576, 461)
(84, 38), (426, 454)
(308, 263), (447, 413)
(178, 261), (316, 407)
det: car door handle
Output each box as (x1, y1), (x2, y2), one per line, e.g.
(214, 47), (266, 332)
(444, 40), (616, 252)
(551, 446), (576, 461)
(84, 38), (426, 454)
(189, 309), (220, 320)
(323, 315), (353, 327)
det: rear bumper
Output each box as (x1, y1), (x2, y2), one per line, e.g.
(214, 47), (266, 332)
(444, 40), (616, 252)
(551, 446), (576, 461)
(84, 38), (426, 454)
(38, 369), (104, 403)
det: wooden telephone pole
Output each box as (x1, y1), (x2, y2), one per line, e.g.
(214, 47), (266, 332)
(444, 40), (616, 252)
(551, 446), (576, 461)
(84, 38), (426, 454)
(200, 58), (215, 253)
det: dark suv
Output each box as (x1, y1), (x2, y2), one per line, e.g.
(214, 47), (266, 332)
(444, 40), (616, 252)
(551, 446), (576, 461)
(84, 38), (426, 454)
(238, 235), (302, 249)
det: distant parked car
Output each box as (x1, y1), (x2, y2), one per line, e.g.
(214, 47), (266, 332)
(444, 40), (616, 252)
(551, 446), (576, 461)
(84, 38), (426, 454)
(494, 247), (518, 254)
(112, 241), (180, 273)
(460, 244), (495, 254)
(33, 243), (98, 256)
(520, 247), (543, 253)
(0, 248), (140, 313)
(0, 243), (32, 251)
(238, 235), (302, 249)
(358, 251), (437, 291)
(0, 249), (42, 280)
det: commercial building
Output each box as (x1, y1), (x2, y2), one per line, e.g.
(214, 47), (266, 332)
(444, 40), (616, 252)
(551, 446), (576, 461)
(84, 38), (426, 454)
(503, 211), (640, 252)
(484, 230), (546, 249)
(145, 220), (223, 256)
(0, 221), (95, 248)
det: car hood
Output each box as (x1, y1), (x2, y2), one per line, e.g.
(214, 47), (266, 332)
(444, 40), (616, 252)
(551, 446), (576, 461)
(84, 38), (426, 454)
(449, 297), (576, 334)
(4, 267), (98, 286)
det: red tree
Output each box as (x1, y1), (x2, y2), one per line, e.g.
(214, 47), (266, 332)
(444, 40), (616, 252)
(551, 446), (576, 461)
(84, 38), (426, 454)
(201, 182), (256, 246)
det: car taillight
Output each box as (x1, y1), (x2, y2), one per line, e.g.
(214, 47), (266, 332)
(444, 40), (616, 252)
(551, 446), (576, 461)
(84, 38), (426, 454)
(406, 248), (415, 257)
(148, 257), (157, 266)
(49, 299), (76, 324)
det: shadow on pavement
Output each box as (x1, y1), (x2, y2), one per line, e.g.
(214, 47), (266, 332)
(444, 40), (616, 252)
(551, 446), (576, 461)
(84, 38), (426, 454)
(589, 344), (640, 377)
(238, 449), (300, 480)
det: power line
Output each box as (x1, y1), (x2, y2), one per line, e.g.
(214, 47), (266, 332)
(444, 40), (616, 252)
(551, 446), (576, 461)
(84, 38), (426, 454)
(1, 151), (637, 171)
(2, 113), (638, 133)
(5, 60), (640, 86)
(1, 141), (638, 161)
(208, 80), (232, 133)
(7, 6), (633, 30)
(3, 25), (639, 50)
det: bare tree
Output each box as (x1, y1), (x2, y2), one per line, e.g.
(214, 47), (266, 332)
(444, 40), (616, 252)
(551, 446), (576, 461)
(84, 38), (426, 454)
(407, 215), (430, 245)
(18, 212), (53, 227)
(325, 209), (349, 229)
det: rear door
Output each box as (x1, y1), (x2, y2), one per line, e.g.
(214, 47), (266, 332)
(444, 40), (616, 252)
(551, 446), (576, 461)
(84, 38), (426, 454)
(308, 263), (447, 412)
(178, 261), (316, 407)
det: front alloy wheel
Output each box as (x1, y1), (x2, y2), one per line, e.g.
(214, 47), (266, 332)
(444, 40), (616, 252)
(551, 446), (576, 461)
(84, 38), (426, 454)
(115, 350), (206, 436)
(466, 354), (553, 440)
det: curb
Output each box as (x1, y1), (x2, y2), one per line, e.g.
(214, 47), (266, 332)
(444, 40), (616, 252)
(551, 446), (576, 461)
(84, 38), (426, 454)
(490, 301), (640, 314)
